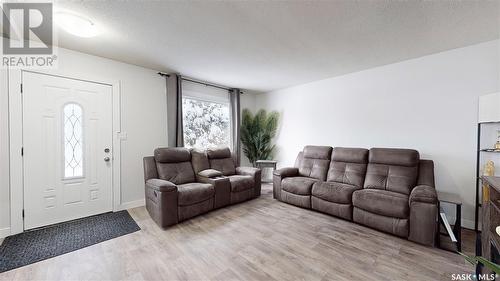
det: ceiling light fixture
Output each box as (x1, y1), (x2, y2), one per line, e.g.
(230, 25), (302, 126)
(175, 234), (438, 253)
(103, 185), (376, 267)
(55, 12), (101, 38)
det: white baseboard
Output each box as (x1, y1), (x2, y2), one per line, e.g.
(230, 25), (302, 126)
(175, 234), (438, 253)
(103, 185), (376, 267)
(117, 199), (145, 211)
(461, 218), (475, 230)
(0, 227), (11, 239)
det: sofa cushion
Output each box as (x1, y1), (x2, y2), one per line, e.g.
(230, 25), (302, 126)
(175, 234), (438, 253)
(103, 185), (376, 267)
(190, 149), (210, 174)
(298, 158), (330, 181)
(327, 161), (367, 188)
(282, 176), (318, 195)
(198, 169), (223, 178)
(156, 162), (195, 185)
(177, 182), (214, 206)
(281, 190), (311, 208)
(298, 146), (332, 181)
(352, 189), (409, 219)
(303, 146), (332, 159)
(369, 148), (419, 167)
(207, 147), (232, 159)
(227, 175), (254, 192)
(364, 163), (418, 195)
(331, 147), (369, 164)
(311, 197), (353, 220)
(353, 207), (408, 238)
(364, 148), (419, 195)
(311, 181), (360, 204)
(326, 148), (368, 188)
(208, 158), (235, 176)
(154, 147), (191, 163)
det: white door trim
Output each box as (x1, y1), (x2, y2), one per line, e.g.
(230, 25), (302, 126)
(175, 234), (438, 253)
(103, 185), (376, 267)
(8, 69), (122, 235)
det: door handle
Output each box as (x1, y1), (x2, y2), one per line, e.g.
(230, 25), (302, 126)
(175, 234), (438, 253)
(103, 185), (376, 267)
(104, 157), (110, 162)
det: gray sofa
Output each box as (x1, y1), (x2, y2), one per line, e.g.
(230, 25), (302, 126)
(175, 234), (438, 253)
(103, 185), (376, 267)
(144, 147), (261, 228)
(273, 146), (438, 246)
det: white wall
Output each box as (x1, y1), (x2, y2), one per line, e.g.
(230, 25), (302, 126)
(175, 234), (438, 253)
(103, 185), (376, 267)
(45, 48), (168, 205)
(255, 40), (500, 228)
(0, 45), (260, 236)
(0, 47), (168, 235)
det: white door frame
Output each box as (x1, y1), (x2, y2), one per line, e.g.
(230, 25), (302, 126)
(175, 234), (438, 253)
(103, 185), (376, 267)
(8, 69), (122, 235)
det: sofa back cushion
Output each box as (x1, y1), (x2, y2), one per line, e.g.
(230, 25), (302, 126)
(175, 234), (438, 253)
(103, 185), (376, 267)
(190, 149), (210, 174)
(207, 147), (236, 176)
(364, 148), (419, 195)
(298, 146), (332, 181)
(154, 147), (195, 185)
(327, 147), (368, 188)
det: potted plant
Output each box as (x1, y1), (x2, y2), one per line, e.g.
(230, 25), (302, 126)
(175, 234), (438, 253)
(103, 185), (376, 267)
(460, 252), (500, 275)
(240, 109), (279, 167)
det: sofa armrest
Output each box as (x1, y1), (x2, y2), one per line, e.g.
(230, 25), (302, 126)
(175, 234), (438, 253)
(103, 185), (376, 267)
(236, 166), (262, 198)
(273, 167), (298, 178)
(272, 167), (298, 201)
(198, 169), (223, 178)
(409, 185), (438, 205)
(146, 179), (177, 192)
(196, 176), (231, 208)
(144, 179), (178, 228)
(196, 175), (225, 184)
(408, 185), (438, 246)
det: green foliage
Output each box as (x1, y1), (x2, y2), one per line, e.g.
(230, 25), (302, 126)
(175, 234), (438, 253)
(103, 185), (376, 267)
(459, 252), (500, 274)
(240, 109), (279, 166)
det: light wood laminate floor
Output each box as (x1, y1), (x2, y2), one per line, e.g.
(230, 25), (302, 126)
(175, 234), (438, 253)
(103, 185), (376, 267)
(0, 184), (473, 281)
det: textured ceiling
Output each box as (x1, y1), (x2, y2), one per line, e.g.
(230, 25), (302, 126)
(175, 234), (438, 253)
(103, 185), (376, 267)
(14, 1), (500, 91)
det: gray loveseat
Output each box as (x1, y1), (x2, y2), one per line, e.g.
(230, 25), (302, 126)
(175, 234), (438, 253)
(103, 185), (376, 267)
(144, 147), (261, 228)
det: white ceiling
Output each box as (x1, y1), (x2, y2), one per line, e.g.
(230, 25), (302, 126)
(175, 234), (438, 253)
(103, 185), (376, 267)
(22, 1), (500, 91)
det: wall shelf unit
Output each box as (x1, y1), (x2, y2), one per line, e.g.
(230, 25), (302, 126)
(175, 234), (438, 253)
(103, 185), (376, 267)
(476, 93), (500, 232)
(480, 149), (500, 153)
(475, 122), (500, 232)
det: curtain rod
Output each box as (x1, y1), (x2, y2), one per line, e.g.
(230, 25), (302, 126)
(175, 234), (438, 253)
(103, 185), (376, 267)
(181, 77), (231, 91)
(158, 72), (243, 93)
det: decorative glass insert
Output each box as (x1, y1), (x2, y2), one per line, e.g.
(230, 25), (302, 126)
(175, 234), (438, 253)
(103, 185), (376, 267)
(64, 103), (83, 178)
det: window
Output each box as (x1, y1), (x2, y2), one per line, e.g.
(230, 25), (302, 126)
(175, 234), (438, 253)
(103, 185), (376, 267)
(63, 103), (83, 178)
(182, 81), (231, 149)
(182, 97), (231, 149)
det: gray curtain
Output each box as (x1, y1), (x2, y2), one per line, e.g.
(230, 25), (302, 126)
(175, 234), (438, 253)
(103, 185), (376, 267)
(230, 89), (241, 166)
(166, 73), (184, 147)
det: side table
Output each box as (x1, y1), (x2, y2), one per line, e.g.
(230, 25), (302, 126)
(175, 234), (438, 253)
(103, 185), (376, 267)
(437, 191), (462, 252)
(255, 160), (277, 183)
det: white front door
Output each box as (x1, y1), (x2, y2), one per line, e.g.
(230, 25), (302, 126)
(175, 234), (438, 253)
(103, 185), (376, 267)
(23, 72), (113, 230)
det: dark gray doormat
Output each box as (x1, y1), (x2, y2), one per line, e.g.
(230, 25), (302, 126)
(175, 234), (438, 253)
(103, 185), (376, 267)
(0, 211), (140, 273)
